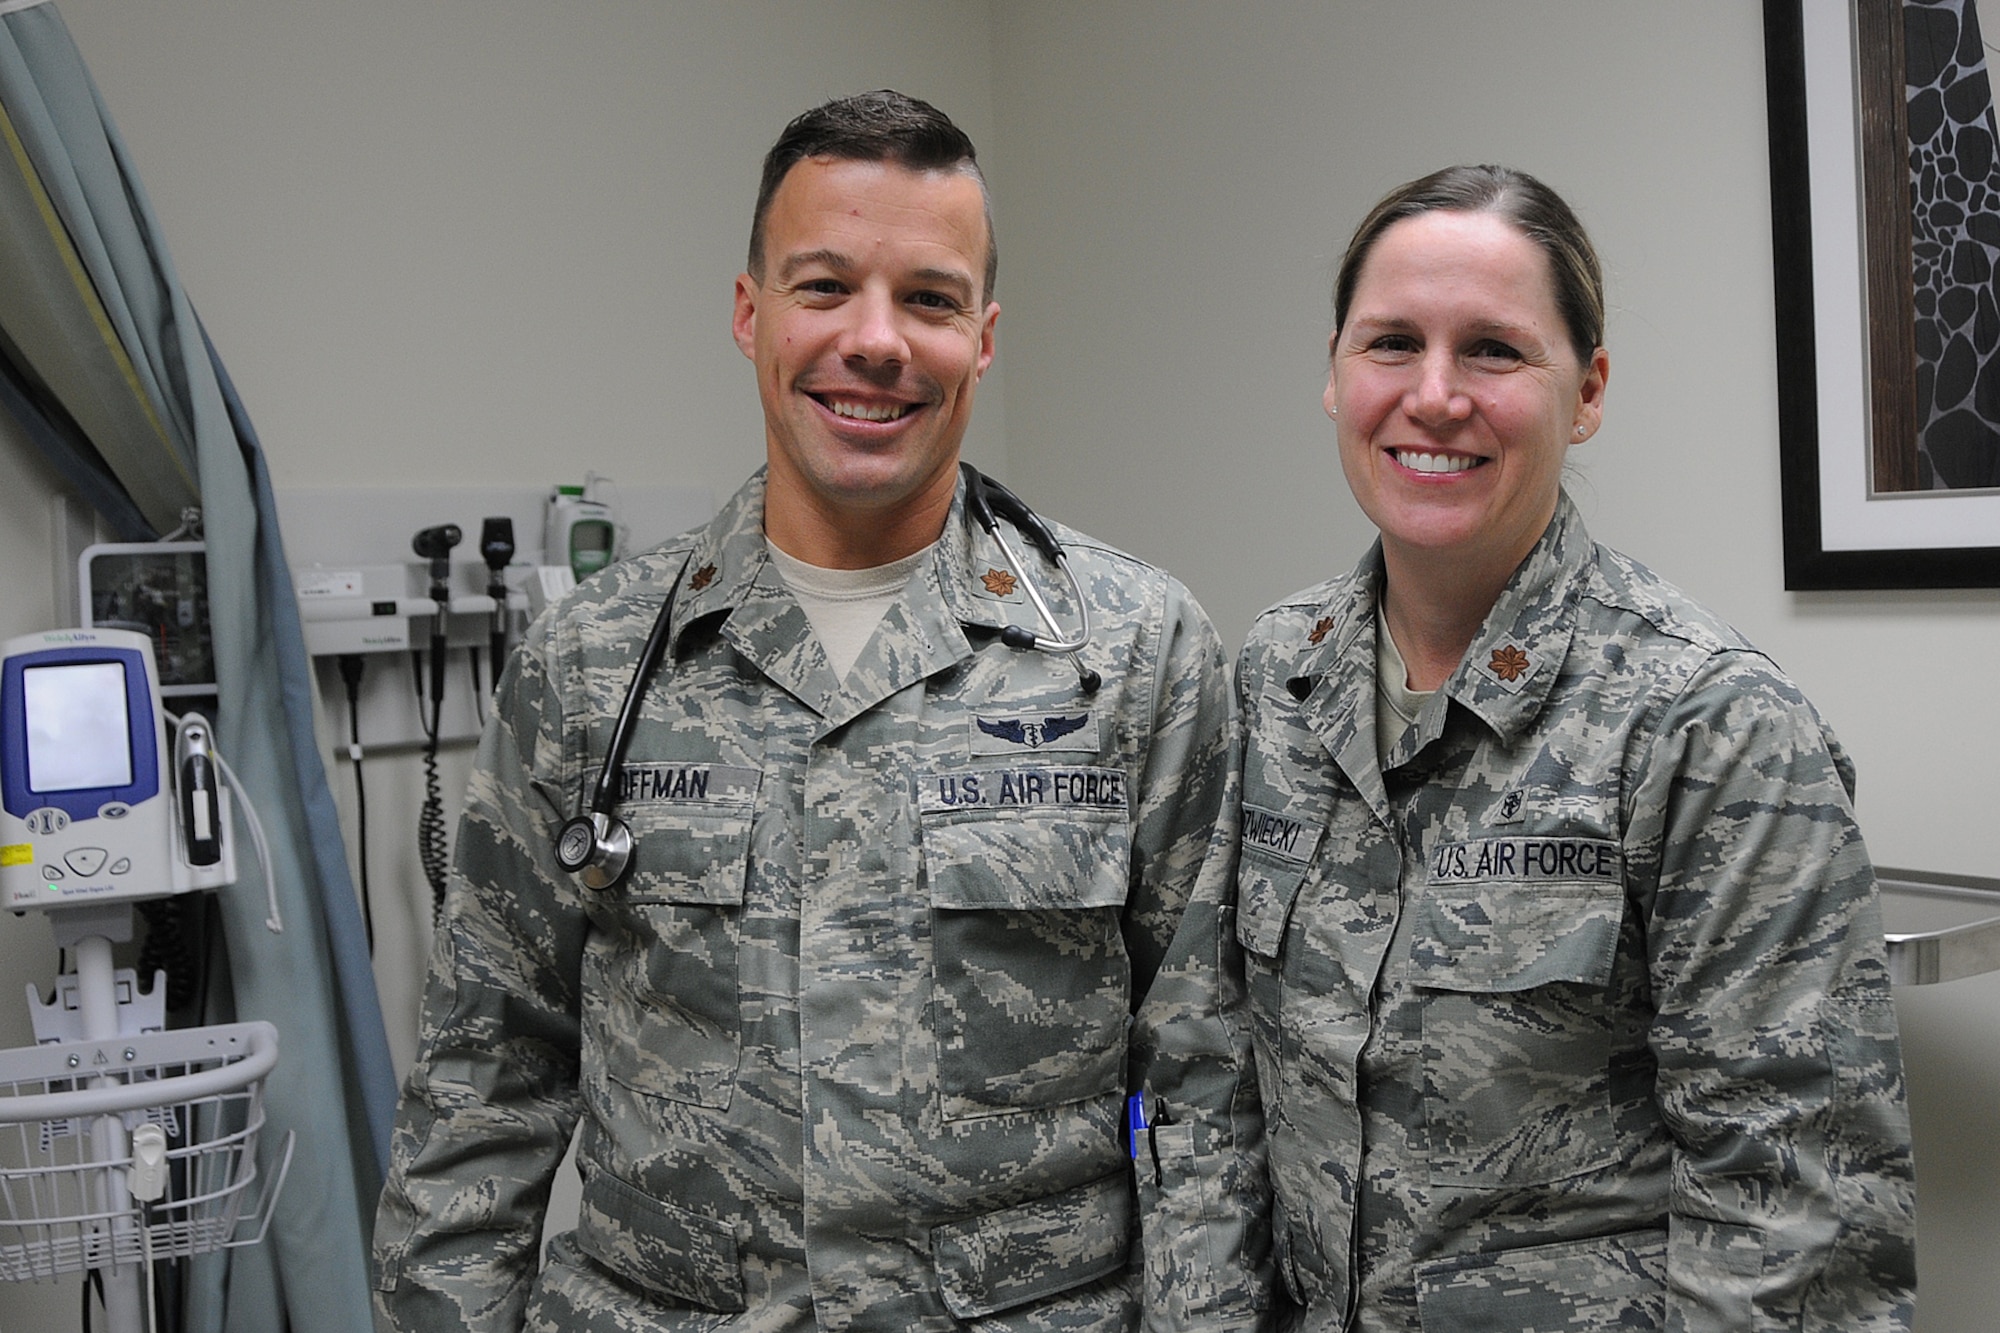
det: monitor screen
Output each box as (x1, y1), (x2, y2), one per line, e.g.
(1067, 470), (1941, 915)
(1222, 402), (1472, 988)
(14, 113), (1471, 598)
(23, 661), (133, 792)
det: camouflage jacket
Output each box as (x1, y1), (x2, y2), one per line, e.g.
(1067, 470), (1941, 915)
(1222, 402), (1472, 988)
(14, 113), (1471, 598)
(373, 469), (1268, 1332)
(1233, 494), (1915, 1333)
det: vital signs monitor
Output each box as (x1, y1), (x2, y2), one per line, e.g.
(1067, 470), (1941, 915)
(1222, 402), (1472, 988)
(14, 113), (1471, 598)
(0, 627), (220, 910)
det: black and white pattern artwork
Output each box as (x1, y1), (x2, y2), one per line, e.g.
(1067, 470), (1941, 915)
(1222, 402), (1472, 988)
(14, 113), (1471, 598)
(1906, 0), (2000, 489)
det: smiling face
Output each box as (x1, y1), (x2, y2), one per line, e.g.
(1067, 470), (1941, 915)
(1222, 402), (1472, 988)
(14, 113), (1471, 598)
(733, 156), (998, 567)
(1328, 208), (1608, 586)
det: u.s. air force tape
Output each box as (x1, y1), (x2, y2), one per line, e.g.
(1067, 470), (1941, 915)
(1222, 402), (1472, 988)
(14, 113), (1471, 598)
(1428, 836), (1621, 884)
(919, 765), (1128, 812)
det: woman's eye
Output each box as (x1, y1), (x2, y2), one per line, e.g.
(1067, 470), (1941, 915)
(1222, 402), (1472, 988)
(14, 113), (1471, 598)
(1469, 340), (1522, 364)
(1370, 334), (1418, 355)
(909, 291), (958, 312)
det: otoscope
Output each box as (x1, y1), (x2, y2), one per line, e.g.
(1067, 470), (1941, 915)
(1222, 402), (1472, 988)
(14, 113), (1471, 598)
(479, 517), (515, 694)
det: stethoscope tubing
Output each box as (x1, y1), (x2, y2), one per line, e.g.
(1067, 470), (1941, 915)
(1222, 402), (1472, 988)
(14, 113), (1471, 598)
(557, 466), (1094, 890)
(979, 506), (1090, 655)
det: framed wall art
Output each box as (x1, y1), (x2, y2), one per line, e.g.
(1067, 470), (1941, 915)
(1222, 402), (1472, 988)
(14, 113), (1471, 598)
(1766, 0), (2000, 587)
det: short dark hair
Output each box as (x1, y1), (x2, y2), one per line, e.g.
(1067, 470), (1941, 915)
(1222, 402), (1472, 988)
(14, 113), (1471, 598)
(1333, 165), (1603, 364)
(747, 90), (996, 302)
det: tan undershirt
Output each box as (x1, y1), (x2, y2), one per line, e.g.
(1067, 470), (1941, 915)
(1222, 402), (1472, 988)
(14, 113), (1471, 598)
(1375, 601), (1435, 765)
(764, 539), (934, 680)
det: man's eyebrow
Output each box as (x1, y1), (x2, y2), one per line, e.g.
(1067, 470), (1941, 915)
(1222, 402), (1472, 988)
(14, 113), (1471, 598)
(776, 248), (854, 282)
(774, 251), (975, 300)
(909, 267), (975, 299)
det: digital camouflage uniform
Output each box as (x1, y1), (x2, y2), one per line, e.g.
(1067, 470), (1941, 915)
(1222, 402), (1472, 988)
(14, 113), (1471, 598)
(373, 469), (1269, 1332)
(1233, 494), (1915, 1333)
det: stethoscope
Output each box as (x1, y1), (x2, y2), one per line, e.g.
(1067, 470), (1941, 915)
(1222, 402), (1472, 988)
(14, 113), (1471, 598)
(553, 463), (1100, 890)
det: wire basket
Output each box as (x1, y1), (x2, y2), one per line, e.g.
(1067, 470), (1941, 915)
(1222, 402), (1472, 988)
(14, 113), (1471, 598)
(0, 1020), (290, 1282)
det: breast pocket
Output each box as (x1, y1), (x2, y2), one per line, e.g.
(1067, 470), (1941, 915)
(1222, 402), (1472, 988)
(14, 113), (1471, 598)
(1233, 804), (1323, 1117)
(1408, 871), (1634, 1188)
(919, 777), (1132, 1121)
(590, 797), (754, 1110)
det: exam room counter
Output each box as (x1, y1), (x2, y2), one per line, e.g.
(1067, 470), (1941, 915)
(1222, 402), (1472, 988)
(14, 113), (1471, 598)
(1879, 868), (2000, 987)
(1872, 868), (2000, 1332)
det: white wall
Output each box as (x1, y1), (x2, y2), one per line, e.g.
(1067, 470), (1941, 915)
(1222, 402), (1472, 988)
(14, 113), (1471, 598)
(0, 2), (1992, 1329)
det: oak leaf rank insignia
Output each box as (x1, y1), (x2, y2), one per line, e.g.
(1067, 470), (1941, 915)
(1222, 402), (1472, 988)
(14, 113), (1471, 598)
(689, 563), (718, 592)
(982, 568), (1018, 597)
(1308, 617), (1336, 645)
(1488, 644), (1531, 682)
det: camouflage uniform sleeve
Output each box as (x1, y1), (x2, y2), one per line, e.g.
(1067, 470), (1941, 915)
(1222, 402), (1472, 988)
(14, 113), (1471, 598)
(372, 619), (589, 1332)
(1128, 579), (1274, 1332)
(1629, 651), (1916, 1333)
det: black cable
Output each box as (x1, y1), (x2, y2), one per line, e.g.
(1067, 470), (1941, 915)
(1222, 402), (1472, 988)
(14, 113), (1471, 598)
(136, 897), (199, 1011)
(192, 894), (221, 1025)
(338, 654), (373, 954)
(467, 648), (486, 726)
(418, 681), (450, 918)
(151, 1240), (184, 1333)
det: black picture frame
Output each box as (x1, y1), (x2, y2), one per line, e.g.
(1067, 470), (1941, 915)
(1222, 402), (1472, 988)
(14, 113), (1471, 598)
(1766, 0), (2000, 588)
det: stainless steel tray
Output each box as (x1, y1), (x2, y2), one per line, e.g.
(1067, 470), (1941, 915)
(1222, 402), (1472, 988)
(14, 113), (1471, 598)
(1877, 868), (2000, 986)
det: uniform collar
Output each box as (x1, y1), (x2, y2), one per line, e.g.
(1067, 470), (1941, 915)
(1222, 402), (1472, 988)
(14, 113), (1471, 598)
(1286, 490), (1592, 755)
(1283, 545), (1389, 815)
(1443, 491), (1589, 741)
(664, 467), (777, 653)
(932, 468), (1070, 646)
(669, 468), (1038, 726)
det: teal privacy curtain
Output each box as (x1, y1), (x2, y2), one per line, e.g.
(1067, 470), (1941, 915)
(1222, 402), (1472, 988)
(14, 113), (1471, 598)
(0, 3), (396, 1329)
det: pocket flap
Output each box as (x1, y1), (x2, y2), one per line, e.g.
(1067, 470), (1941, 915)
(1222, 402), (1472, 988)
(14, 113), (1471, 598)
(1234, 803), (1321, 959)
(1236, 855), (1311, 960)
(922, 805), (1130, 910)
(575, 1168), (746, 1312)
(623, 785), (755, 906)
(932, 1170), (1132, 1318)
(1416, 1228), (1666, 1329)
(1408, 881), (1623, 992)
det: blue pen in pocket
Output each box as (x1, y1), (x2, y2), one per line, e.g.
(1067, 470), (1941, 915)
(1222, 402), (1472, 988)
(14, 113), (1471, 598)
(1126, 1091), (1148, 1158)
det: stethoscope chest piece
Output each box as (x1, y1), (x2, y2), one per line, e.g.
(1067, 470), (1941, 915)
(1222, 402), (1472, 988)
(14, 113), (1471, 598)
(556, 810), (632, 891)
(552, 471), (1099, 891)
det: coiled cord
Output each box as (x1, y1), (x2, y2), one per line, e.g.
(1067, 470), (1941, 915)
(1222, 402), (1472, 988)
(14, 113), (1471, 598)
(418, 684), (450, 918)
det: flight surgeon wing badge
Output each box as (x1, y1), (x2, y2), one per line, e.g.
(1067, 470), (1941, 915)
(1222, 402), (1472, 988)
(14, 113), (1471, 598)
(974, 713), (1093, 750)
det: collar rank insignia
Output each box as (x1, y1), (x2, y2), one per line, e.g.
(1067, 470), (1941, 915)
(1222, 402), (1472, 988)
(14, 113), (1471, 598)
(1307, 616), (1336, 645)
(1488, 644), (1531, 683)
(689, 562), (718, 592)
(982, 568), (1018, 597)
(978, 714), (1088, 749)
